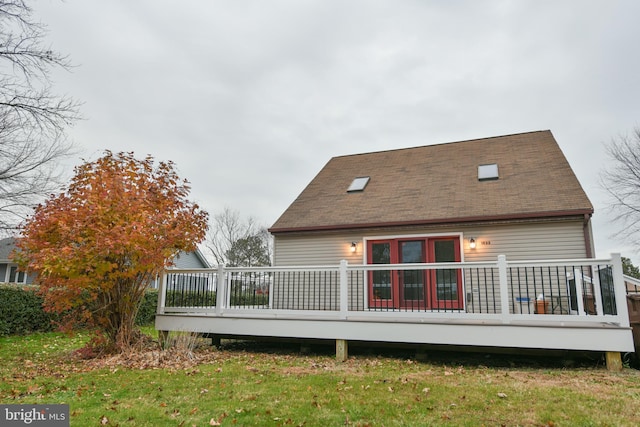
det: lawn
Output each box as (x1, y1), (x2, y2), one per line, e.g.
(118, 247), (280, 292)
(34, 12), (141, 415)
(1, 331), (639, 426)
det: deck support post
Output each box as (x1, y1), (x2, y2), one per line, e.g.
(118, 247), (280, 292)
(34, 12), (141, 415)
(605, 352), (623, 371)
(211, 335), (221, 348)
(336, 339), (348, 362)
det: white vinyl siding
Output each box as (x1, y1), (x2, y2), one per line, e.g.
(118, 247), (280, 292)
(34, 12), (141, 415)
(461, 221), (588, 262)
(172, 251), (209, 269)
(271, 220), (589, 314)
(273, 220), (589, 266)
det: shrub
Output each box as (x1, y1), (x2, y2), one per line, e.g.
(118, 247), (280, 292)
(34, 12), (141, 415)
(136, 289), (158, 326)
(165, 289), (217, 307)
(0, 285), (56, 336)
(0, 285), (159, 335)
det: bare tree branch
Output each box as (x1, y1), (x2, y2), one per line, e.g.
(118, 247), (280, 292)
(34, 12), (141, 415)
(600, 128), (640, 249)
(205, 207), (272, 266)
(0, 0), (80, 233)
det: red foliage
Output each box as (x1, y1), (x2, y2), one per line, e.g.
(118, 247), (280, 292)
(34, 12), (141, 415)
(14, 151), (208, 352)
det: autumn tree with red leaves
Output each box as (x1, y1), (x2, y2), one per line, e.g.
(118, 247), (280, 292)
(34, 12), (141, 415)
(14, 152), (208, 353)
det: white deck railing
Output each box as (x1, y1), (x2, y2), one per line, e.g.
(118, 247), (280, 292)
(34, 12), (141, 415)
(157, 253), (630, 327)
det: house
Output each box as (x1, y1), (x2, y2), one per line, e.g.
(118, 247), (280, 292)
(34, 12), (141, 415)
(269, 130), (595, 312)
(153, 248), (211, 291)
(270, 130), (594, 265)
(0, 237), (36, 284)
(155, 131), (634, 370)
(172, 249), (211, 269)
(0, 236), (210, 287)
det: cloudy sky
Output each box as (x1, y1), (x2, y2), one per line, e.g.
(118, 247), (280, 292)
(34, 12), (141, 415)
(34, 0), (640, 260)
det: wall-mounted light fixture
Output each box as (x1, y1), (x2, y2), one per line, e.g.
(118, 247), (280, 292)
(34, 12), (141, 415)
(350, 242), (358, 253)
(469, 238), (476, 249)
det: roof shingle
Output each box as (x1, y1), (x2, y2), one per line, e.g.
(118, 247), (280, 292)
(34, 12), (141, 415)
(270, 130), (593, 233)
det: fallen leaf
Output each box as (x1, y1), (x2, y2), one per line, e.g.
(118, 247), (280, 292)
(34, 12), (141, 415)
(422, 387), (430, 394)
(497, 392), (507, 399)
(99, 415), (109, 425)
(209, 419), (221, 426)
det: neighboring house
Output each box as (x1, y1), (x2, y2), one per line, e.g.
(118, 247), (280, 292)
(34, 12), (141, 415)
(0, 236), (209, 287)
(0, 237), (36, 284)
(172, 249), (211, 269)
(154, 248), (211, 290)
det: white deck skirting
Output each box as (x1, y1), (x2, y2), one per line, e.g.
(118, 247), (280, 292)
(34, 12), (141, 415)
(155, 313), (633, 352)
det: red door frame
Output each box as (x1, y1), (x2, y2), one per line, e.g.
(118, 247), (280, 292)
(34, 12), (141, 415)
(366, 237), (463, 310)
(367, 240), (398, 309)
(427, 237), (463, 310)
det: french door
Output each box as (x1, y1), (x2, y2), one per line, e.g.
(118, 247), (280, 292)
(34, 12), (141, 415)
(367, 237), (462, 310)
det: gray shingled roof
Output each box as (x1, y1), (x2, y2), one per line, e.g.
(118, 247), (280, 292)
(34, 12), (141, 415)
(0, 237), (16, 261)
(270, 130), (593, 233)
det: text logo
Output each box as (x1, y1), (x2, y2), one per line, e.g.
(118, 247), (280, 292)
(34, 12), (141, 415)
(0, 405), (69, 426)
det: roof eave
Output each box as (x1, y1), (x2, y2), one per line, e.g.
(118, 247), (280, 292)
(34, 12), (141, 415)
(268, 208), (594, 235)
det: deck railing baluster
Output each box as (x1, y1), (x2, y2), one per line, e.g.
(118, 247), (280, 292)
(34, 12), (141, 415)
(157, 255), (628, 328)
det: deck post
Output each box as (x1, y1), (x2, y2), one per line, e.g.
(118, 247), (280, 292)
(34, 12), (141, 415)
(211, 335), (221, 348)
(215, 264), (226, 316)
(611, 253), (630, 327)
(339, 260), (349, 319)
(157, 272), (167, 315)
(605, 352), (623, 371)
(574, 268), (586, 315)
(592, 267), (605, 316)
(336, 339), (348, 362)
(498, 255), (510, 321)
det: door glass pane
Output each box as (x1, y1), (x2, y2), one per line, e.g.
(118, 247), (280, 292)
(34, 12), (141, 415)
(400, 241), (424, 301)
(433, 240), (458, 301)
(371, 243), (391, 300)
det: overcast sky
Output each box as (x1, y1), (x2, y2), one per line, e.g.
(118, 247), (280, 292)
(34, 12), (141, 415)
(34, 0), (640, 260)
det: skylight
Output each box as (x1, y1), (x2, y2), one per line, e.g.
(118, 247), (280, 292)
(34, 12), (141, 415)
(478, 164), (499, 181)
(347, 176), (370, 192)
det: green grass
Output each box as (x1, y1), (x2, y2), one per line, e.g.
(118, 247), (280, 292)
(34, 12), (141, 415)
(1, 332), (640, 426)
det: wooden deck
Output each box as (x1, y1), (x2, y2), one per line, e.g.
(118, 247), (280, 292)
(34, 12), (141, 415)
(155, 254), (634, 369)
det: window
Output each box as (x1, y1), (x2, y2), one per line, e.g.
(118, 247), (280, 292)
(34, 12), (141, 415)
(347, 176), (370, 192)
(478, 164), (499, 181)
(8, 266), (26, 284)
(366, 236), (463, 310)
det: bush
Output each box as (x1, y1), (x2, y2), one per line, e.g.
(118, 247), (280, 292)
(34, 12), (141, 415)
(0, 285), (56, 336)
(136, 289), (158, 326)
(165, 289), (217, 307)
(0, 285), (159, 335)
